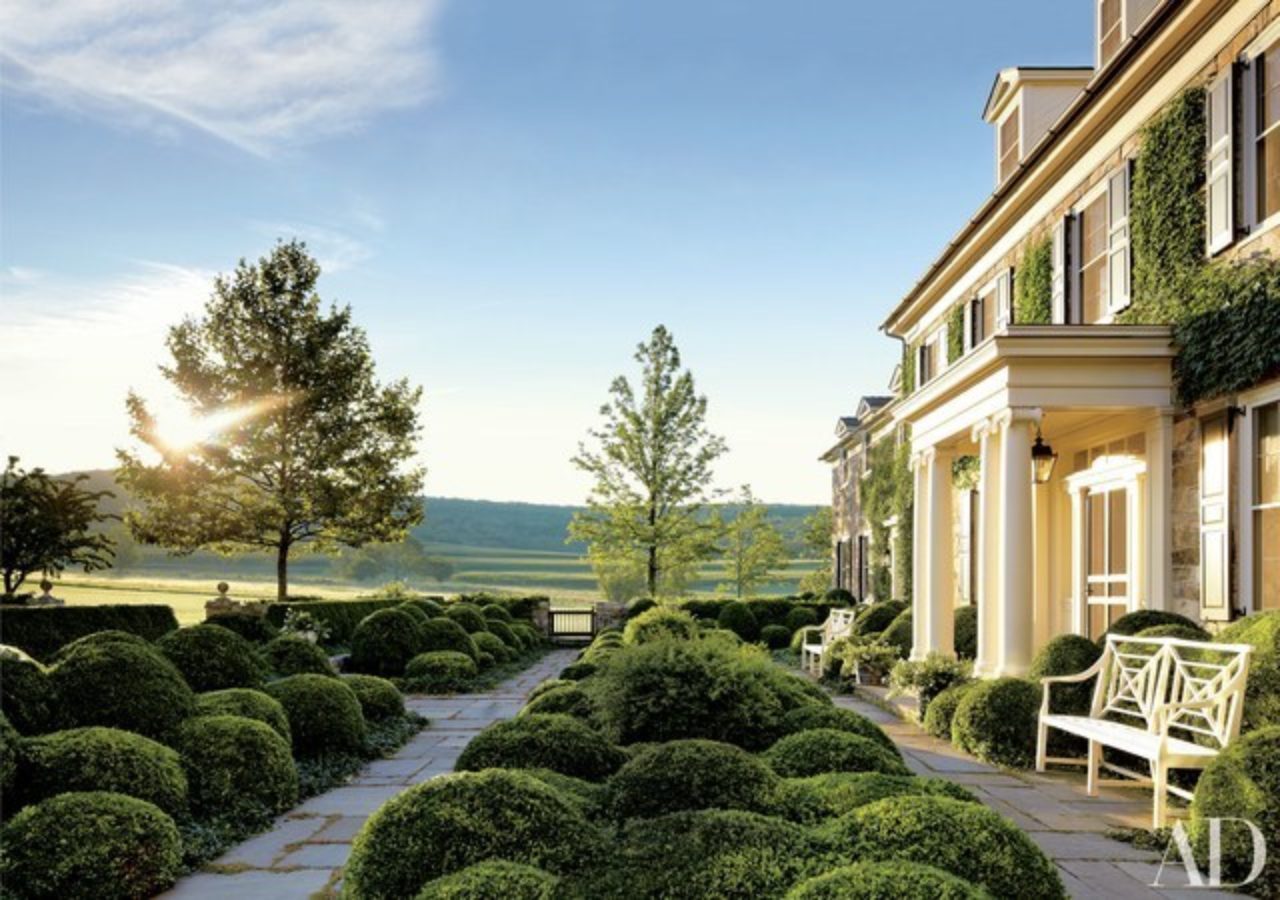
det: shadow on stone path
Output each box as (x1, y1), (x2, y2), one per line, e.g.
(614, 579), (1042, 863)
(161, 649), (578, 900)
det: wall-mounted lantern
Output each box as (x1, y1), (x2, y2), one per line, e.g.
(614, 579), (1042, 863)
(1031, 429), (1058, 484)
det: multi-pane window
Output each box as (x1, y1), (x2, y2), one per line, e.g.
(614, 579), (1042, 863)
(918, 336), (940, 385)
(1086, 487), (1130, 639)
(1257, 44), (1280, 223)
(1099, 0), (1123, 68)
(998, 111), (1020, 184)
(1079, 192), (1109, 324)
(971, 283), (996, 346)
(1255, 401), (1280, 610)
(1107, 168), (1131, 311)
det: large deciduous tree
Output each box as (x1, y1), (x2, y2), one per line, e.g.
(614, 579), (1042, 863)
(570, 326), (726, 599)
(117, 241), (425, 601)
(1, 457), (116, 596)
(718, 486), (788, 598)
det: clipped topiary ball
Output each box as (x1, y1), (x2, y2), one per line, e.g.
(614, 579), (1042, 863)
(853, 600), (907, 637)
(1190, 726), (1280, 895)
(786, 860), (988, 899)
(481, 604), (515, 624)
(776, 772), (977, 824)
(521, 683), (593, 720)
(264, 635), (335, 677)
(1101, 609), (1201, 642)
(623, 607), (699, 645)
(473, 631), (512, 664)
(407, 598), (445, 618)
(265, 674), (366, 757)
(760, 624), (793, 649)
(953, 606), (978, 660)
(475, 650), (495, 670)
(404, 651), (478, 692)
(156, 623), (265, 693)
(397, 603), (432, 626)
(778, 705), (895, 752)
(483, 619), (521, 651)
(195, 688), (291, 742)
(419, 618), (480, 661)
(559, 660), (597, 681)
(607, 739), (779, 820)
(513, 623), (544, 648)
(52, 641), (195, 742)
(342, 674), (405, 722)
(824, 588), (856, 606)
(50, 630), (153, 663)
(176, 715), (298, 820)
(785, 606), (819, 632)
(952, 677), (1040, 768)
(765, 728), (908, 778)
(456, 714), (626, 781)
(349, 608), (425, 678)
(204, 614), (280, 644)
(879, 610), (913, 658)
(0, 656), (55, 734)
(1134, 623), (1211, 641)
(1029, 634), (1102, 716)
(716, 602), (760, 642)
(445, 604), (489, 634)
(0, 791), (183, 900)
(414, 860), (557, 900)
(16, 726), (188, 817)
(343, 770), (602, 899)
(528, 678), (572, 701)
(828, 795), (1065, 900)
(1215, 610), (1280, 731)
(922, 681), (979, 741)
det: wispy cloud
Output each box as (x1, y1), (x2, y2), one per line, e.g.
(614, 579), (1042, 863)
(250, 221), (374, 272)
(0, 0), (445, 155)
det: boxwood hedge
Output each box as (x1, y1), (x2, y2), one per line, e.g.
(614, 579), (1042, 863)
(472, 631), (512, 663)
(204, 613), (279, 644)
(194, 688), (291, 741)
(414, 861), (558, 900)
(764, 728), (908, 778)
(1216, 610), (1280, 731)
(778, 705), (895, 752)
(263, 635), (335, 677)
(951, 677), (1040, 769)
(774, 772), (976, 825)
(444, 604), (489, 634)
(717, 602), (760, 642)
(785, 860), (988, 899)
(921, 681), (979, 741)
(156, 624), (265, 693)
(50, 630), (153, 663)
(265, 674), (366, 757)
(349, 608), (425, 678)
(0, 656), (55, 734)
(419, 618), (480, 661)
(0, 604), (178, 662)
(264, 599), (402, 644)
(623, 607), (699, 645)
(342, 674), (406, 722)
(404, 651), (478, 692)
(606, 739), (779, 820)
(455, 714), (626, 782)
(176, 715), (299, 820)
(51, 641), (195, 742)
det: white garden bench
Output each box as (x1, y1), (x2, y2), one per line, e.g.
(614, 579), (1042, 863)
(1035, 633), (1253, 828)
(800, 608), (858, 677)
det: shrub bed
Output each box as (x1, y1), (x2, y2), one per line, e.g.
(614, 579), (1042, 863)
(778, 705), (895, 752)
(1216, 610), (1280, 731)
(0, 604), (178, 662)
(951, 677), (1040, 768)
(52, 641), (195, 742)
(156, 624), (265, 693)
(176, 715), (299, 820)
(472, 631), (511, 663)
(0, 791), (183, 899)
(765, 728), (908, 778)
(407, 598), (445, 618)
(343, 674), (406, 722)
(717, 602), (760, 642)
(786, 860), (988, 900)
(263, 636), (335, 677)
(607, 739), (779, 819)
(419, 618), (480, 661)
(404, 651), (478, 692)
(521, 683), (593, 719)
(623, 607), (699, 645)
(922, 681), (979, 741)
(16, 726), (188, 817)
(349, 608), (425, 678)
(444, 604), (490, 634)
(0, 656), (55, 734)
(342, 770), (602, 899)
(456, 714), (626, 781)
(194, 688), (291, 741)
(481, 603), (514, 623)
(484, 619), (520, 650)
(414, 861), (558, 900)
(204, 613), (279, 644)
(879, 610), (913, 658)
(265, 674), (366, 757)
(1134, 623), (1210, 641)
(785, 607), (819, 632)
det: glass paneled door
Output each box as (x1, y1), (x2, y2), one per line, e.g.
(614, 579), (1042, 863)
(1255, 401), (1280, 610)
(1085, 486), (1130, 638)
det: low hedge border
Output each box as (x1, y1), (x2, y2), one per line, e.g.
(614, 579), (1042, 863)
(0, 605), (178, 661)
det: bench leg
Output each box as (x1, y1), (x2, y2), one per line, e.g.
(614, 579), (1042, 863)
(1151, 761), (1167, 830)
(1086, 741), (1101, 797)
(1035, 720), (1048, 773)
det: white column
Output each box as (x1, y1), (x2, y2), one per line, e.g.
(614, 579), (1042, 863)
(910, 450), (931, 661)
(926, 446), (956, 657)
(1068, 484), (1087, 636)
(972, 419), (1000, 676)
(1146, 409), (1174, 611)
(996, 408), (1040, 676)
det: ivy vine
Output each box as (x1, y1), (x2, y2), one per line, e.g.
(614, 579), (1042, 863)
(947, 304), (964, 363)
(861, 435), (913, 602)
(1014, 237), (1052, 324)
(901, 341), (916, 395)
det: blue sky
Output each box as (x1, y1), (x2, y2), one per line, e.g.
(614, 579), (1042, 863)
(0, 0), (1092, 505)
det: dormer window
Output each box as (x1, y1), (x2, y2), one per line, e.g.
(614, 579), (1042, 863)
(1099, 0), (1123, 68)
(998, 109), (1021, 184)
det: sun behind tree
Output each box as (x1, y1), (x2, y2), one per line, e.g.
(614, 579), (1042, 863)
(117, 240), (425, 601)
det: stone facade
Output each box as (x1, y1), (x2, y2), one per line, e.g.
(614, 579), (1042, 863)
(1169, 414), (1201, 622)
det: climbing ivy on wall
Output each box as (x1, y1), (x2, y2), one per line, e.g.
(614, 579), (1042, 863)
(861, 435), (913, 603)
(1125, 86), (1207, 324)
(1014, 237), (1052, 324)
(947, 305), (965, 363)
(901, 342), (916, 395)
(951, 455), (979, 490)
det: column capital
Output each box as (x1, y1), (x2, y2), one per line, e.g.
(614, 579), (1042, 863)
(911, 446), (936, 470)
(992, 407), (1042, 431)
(971, 417), (995, 443)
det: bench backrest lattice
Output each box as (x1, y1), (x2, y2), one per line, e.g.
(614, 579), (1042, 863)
(1093, 634), (1253, 749)
(823, 608), (858, 644)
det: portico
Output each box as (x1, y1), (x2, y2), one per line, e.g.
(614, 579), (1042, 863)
(903, 325), (1175, 676)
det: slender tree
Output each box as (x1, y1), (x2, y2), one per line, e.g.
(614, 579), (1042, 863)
(569, 325), (726, 598)
(798, 506), (834, 595)
(117, 241), (425, 601)
(718, 486), (789, 598)
(1, 457), (116, 596)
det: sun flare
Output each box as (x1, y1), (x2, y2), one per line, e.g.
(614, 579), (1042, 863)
(153, 402), (272, 450)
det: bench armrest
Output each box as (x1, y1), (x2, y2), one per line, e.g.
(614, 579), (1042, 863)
(1038, 655), (1106, 716)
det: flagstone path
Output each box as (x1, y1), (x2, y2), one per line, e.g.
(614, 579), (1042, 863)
(835, 694), (1237, 900)
(162, 649), (578, 900)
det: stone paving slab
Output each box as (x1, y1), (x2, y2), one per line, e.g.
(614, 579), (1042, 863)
(160, 649), (577, 900)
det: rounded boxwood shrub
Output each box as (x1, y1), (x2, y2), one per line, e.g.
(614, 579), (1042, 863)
(785, 606), (819, 632)
(1134, 623), (1210, 641)
(776, 771), (976, 824)
(342, 769), (602, 899)
(0, 713), (16, 795)
(406, 598), (445, 618)
(922, 681), (979, 741)
(786, 861), (987, 900)
(0, 655), (55, 734)
(52, 641), (195, 741)
(953, 606), (978, 660)
(177, 715), (298, 819)
(456, 714), (626, 781)
(265, 674), (366, 757)
(951, 677), (1040, 768)
(879, 609), (913, 658)
(825, 587), (856, 605)
(528, 678), (572, 701)
(472, 631), (512, 663)
(263, 635), (334, 677)
(51, 630), (153, 663)
(521, 683), (593, 719)
(204, 613), (279, 644)
(195, 688), (291, 741)
(623, 606), (699, 645)
(829, 795), (1065, 900)
(1029, 634), (1102, 716)
(513, 623), (544, 647)
(1216, 610), (1280, 731)
(607, 739), (779, 819)
(591, 809), (832, 899)
(626, 597), (657, 618)
(760, 624), (792, 649)
(484, 619), (521, 651)
(0, 791), (183, 900)
(445, 604), (489, 634)
(349, 608), (425, 678)
(17, 726), (188, 817)
(475, 650), (495, 670)
(559, 660), (597, 681)
(1101, 609), (1200, 641)
(415, 861), (557, 900)
(404, 651), (478, 692)
(481, 604), (514, 624)
(397, 602), (432, 626)
(853, 600), (907, 637)
(716, 602), (760, 642)
(1190, 726), (1280, 895)
(342, 674), (405, 722)
(156, 623), (265, 693)
(419, 617), (480, 661)
(779, 704), (895, 752)
(765, 728), (908, 778)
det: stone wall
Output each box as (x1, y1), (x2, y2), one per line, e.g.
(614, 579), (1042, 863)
(1169, 414), (1201, 621)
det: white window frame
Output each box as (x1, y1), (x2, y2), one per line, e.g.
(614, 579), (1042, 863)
(1237, 380), (1280, 615)
(1107, 165), (1132, 314)
(1066, 458), (1147, 637)
(1070, 170), (1129, 324)
(1240, 22), (1280, 247)
(992, 269), (1012, 333)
